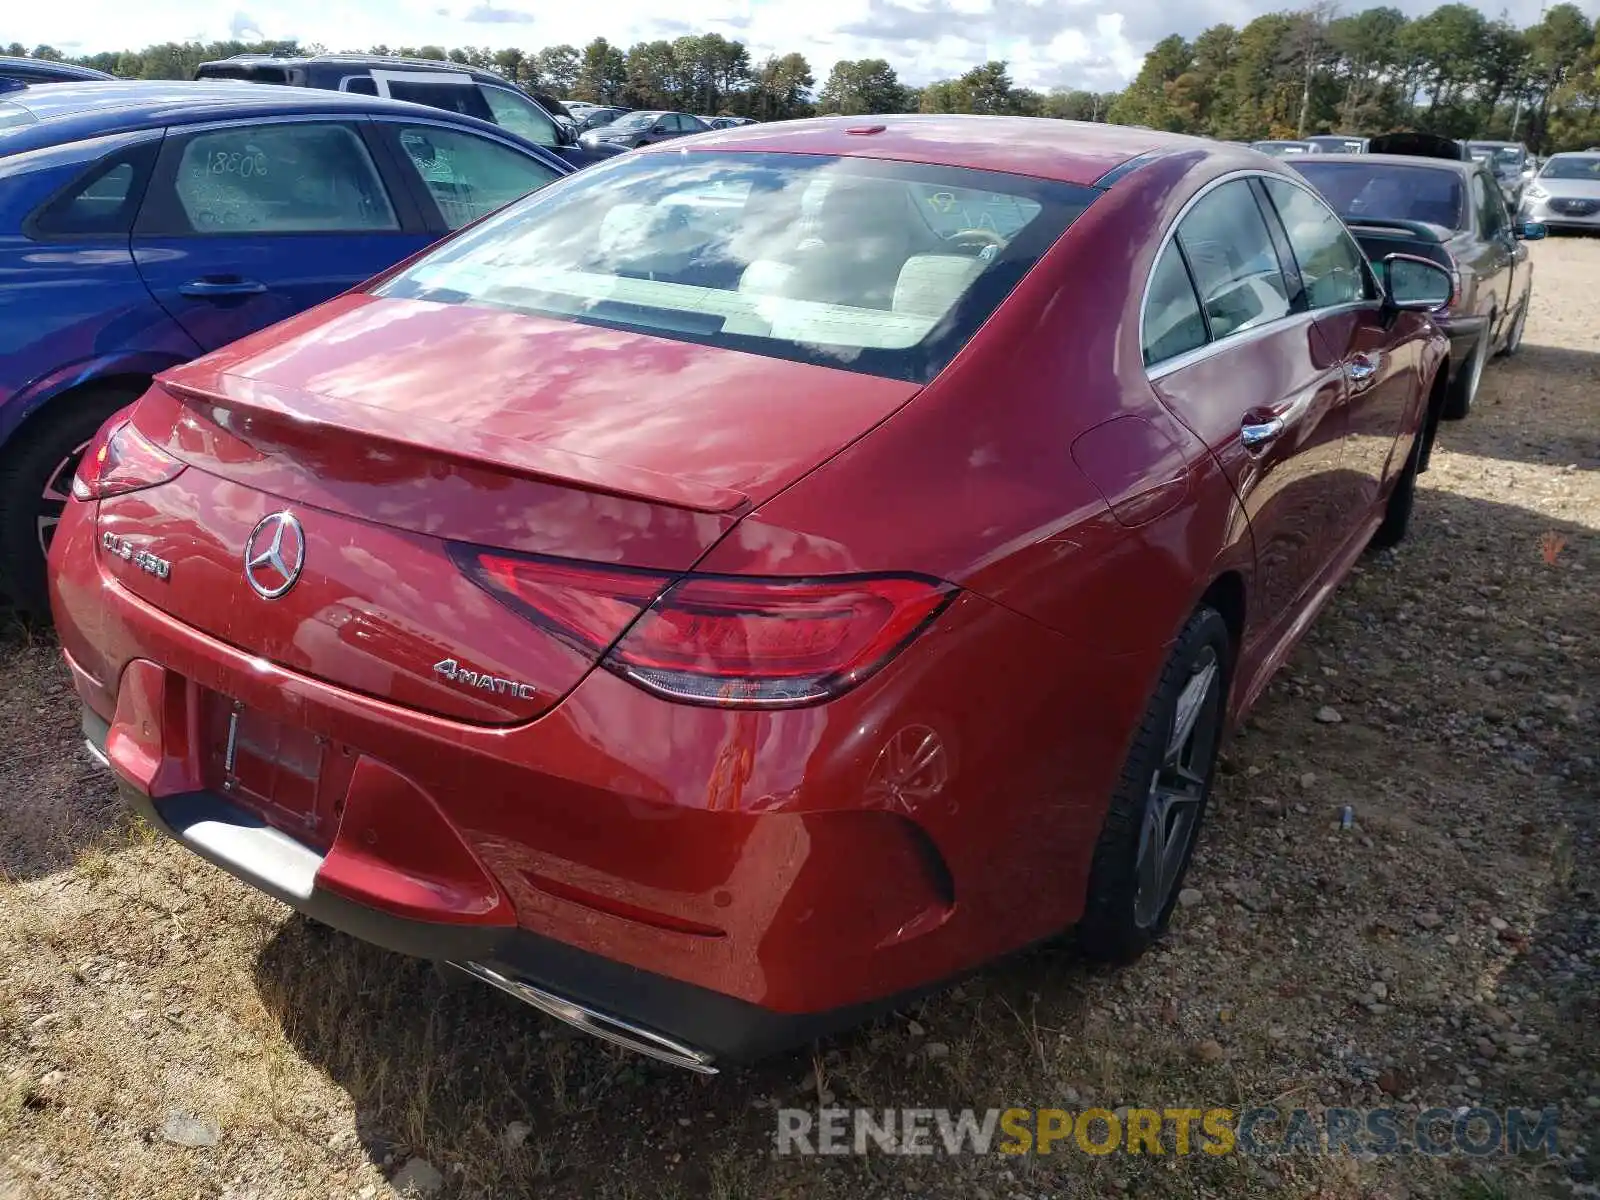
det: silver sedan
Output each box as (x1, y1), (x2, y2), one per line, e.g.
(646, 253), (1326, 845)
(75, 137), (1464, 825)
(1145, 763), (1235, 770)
(1520, 153), (1600, 233)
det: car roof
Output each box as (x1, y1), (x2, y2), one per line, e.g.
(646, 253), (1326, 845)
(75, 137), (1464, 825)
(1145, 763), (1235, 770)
(1294, 152), (1476, 175)
(198, 53), (509, 83)
(0, 56), (114, 82)
(0, 80), (566, 165)
(650, 114), (1235, 186)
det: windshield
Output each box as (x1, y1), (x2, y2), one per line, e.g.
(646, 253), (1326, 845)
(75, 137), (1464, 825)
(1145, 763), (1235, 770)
(1540, 155), (1600, 181)
(377, 151), (1095, 383)
(1292, 161), (1465, 230)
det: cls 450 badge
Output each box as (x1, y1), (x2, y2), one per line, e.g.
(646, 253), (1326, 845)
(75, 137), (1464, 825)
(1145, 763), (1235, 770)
(433, 658), (537, 700)
(101, 532), (171, 581)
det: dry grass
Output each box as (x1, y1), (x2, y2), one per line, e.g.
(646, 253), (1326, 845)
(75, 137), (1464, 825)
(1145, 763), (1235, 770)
(2, 239), (1597, 1199)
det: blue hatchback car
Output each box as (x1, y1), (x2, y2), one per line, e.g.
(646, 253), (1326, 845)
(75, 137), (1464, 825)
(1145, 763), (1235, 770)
(0, 81), (571, 615)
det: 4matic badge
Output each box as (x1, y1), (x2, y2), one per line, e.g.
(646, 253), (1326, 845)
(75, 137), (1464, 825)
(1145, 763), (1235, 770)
(433, 658), (537, 700)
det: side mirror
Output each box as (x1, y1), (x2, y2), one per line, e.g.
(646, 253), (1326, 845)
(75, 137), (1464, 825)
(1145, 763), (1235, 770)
(1514, 221), (1547, 241)
(652, 122), (670, 134)
(1381, 253), (1455, 312)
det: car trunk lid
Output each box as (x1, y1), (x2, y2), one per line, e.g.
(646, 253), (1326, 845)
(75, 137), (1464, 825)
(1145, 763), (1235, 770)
(103, 294), (921, 724)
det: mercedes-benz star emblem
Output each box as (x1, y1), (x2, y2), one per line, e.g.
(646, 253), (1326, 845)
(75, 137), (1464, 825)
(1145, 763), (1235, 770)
(243, 512), (306, 599)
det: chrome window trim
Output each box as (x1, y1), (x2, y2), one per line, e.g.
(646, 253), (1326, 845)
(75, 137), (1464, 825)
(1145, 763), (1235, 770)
(1147, 309), (1318, 382)
(1139, 169), (1294, 375)
(165, 112), (372, 135)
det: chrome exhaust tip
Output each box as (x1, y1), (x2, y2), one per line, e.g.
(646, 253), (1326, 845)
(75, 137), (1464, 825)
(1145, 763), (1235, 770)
(451, 962), (718, 1075)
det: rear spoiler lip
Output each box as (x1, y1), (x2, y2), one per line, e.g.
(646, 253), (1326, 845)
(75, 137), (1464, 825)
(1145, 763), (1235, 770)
(159, 374), (752, 516)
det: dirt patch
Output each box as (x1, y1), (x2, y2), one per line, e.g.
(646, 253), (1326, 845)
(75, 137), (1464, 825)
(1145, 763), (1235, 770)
(1, 239), (1596, 1200)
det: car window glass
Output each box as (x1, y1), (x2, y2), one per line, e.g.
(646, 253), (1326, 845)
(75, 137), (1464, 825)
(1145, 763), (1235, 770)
(1262, 178), (1371, 309)
(395, 126), (562, 230)
(1175, 180), (1292, 339)
(386, 80), (495, 123)
(172, 124), (398, 234)
(1476, 175), (1505, 236)
(32, 147), (153, 237)
(341, 75), (378, 95)
(1291, 162), (1465, 230)
(480, 87), (560, 147)
(1143, 241), (1208, 366)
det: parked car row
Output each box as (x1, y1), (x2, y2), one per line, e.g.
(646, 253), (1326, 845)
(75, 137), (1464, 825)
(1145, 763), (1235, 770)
(27, 108), (1461, 1072)
(1288, 141), (1544, 425)
(0, 80), (573, 614)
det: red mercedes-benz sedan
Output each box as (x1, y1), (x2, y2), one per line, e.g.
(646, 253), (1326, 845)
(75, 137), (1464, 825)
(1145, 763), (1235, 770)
(50, 116), (1452, 1072)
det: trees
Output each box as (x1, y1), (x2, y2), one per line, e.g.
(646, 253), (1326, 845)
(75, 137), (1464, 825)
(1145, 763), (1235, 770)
(746, 53), (815, 121)
(817, 58), (907, 114)
(27, 6), (1599, 149)
(1108, 2), (1600, 150)
(575, 38), (627, 103)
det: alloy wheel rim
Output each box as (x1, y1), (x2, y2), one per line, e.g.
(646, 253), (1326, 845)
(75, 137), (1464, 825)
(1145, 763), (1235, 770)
(1133, 649), (1222, 928)
(35, 439), (90, 557)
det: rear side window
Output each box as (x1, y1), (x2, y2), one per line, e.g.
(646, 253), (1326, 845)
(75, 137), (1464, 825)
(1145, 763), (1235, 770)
(1142, 242), (1208, 366)
(341, 76), (379, 96)
(30, 142), (157, 238)
(1176, 180), (1292, 340)
(479, 87), (560, 147)
(393, 125), (563, 230)
(160, 123), (398, 234)
(1474, 174), (1506, 236)
(386, 80), (495, 123)
(1261, 177), (1371, 309)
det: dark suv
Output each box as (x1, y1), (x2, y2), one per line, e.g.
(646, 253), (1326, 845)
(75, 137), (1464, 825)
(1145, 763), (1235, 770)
(194, 54), (624, 169)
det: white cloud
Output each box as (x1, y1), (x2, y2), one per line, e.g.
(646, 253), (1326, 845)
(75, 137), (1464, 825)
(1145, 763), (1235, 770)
(8, 0), (1564, 91)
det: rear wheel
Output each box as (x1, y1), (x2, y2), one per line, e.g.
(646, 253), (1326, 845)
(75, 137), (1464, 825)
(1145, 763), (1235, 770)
(0, 386), (140, 619)
(1078, 606), (1230, 962)
(1443, 326), (1489, 420)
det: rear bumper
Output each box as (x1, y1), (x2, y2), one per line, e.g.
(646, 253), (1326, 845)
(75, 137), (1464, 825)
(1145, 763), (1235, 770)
(82, 706), (942, 1066)
(51, 486), (1145, 1064)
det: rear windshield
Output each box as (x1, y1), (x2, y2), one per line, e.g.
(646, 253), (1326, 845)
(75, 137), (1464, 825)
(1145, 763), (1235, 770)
(1292, 161), (1465, 230)
(1540, 155), (1600, 181)
(376, 151), (1096, 383)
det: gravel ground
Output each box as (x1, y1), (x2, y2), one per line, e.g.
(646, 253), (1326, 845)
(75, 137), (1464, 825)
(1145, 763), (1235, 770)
(0, 238), (1596, 1200)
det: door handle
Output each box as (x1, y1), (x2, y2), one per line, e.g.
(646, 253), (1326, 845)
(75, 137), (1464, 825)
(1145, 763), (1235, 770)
(1344, 353), (1380, 386)
(1240, 417), (1285, 450)
(178, 278), (267, 298)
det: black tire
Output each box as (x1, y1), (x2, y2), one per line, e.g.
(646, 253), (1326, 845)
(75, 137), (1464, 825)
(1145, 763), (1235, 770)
(1370, 420), (1424, 550)
(1078, 606), (1230, 963)
(1442, 326), (1488, 420)
(0, 386), (141, 619)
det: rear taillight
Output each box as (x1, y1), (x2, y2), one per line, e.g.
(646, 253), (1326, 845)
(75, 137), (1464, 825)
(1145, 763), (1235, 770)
(72, 420), (184, 501)
(1442, 252), (1465, 314)
(454, 547), (955, 708)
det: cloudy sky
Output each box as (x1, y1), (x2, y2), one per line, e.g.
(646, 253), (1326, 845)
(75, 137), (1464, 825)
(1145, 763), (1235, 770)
(9, 0), (1577, 93)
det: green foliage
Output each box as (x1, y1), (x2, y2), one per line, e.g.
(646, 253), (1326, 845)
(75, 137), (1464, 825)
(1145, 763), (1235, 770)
(1110, 2), (1600, 150)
